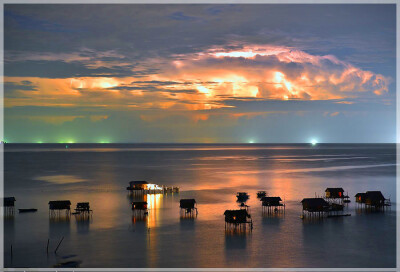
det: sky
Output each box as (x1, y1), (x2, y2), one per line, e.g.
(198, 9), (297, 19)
(3, 4), (396, 143)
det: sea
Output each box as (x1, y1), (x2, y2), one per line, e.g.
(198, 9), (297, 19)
(3, 143), (397, 268)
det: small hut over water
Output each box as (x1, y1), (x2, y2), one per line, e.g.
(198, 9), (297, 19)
(325, 188), (349, 203)
(49, 200), (71, 217)
(224, 209), (253, 231)
(261, 196), (285, 213)
(73, 202), (92, 216)
(4, 197), (16, 215)
(131, 201), (148, 214)
(355, 191), (390, 210)
(301, 198), (329, 218)
(355, 193), (367, 204)
(180, 199), (198, 217)
(127, 181), (163, 194)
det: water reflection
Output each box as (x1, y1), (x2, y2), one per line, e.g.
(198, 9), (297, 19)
(75, 214), (92, 234)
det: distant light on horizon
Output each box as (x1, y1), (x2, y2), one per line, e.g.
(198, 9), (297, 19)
(311, 139), (318, 146)
(248, 139), (255, 144)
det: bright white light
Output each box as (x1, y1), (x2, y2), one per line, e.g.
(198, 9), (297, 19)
(248, 139), (255, 144)
(311, 139), (318, 146)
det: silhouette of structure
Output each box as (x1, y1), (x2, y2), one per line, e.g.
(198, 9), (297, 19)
(324, 188), (349, 204)
(261, 196), (285, 213)
(257, 191), (266, 198)
(354, 191), (391, 210)
(73, 202), (92, 217)
(301, 198), (329, 218)
(131, 201), (148, 217)
(224, 209), (253, 231)
(4, 197), (16, 216)
(236, 192), (249, 203)
(48, 200), (71, 218)
(180, 199), (198, 217)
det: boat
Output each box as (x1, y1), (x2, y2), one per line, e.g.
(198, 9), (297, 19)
(18, 208), (37, 213)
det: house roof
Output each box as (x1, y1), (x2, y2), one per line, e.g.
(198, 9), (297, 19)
(365, 191), (385, 200)
(261, 196), (282, 202)
(224, 209), (250, 217)
(301, 198), (329, 206)
(4, 197), (16, 202)
(355, 193), (366, 197)
(325, 187), (344, 193)
(129, 181), (148, 185)
(180, 199), (196, 205)
(48, 200), (71, 205)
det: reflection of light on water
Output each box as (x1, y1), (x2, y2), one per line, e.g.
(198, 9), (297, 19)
(34, 175), (86, 184)
(144, 194), (162, 228)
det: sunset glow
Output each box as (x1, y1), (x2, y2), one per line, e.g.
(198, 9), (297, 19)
(4, 4), (395, 143)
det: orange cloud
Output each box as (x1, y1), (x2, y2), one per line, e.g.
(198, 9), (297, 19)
(4, 44), (391, 116)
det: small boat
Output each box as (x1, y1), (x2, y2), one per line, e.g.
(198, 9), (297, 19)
(18, 208), (37, 213)
(53, 261), (82, 268)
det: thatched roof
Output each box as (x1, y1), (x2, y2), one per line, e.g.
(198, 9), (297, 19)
(325, 187), (344, 193)
(261, 196), (282, 202)
(48, 200), (71, 209)
(355, 193), (366, 197)
(180, 199), (196, 209)
(129, 181), (148, 185)
(4, 197), (16, 206)
(224, 209), (251, 223)
(301, 198), (329, 211)
(365, 191), (385, 201)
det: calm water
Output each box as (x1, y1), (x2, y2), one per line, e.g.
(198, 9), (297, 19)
(3, 143), (397, 268)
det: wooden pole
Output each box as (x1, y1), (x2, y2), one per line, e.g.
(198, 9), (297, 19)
(46, 239), (49, 254)
(54, 237), (64, 254)
(10, 244), (13, 260)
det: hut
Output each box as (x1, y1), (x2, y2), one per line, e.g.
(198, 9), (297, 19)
(355, 193), (366, 204)
(224, 209), (253, 231)
(131, 201), (148, 215)
(48, 200), (71, 217)
(301, 198), (329, 218)
(261, 196), (285, 213)
(365, 191), (389, 208)
(127, 181), (148, 190)
(325, 187), (349, 203)
(127, 181), (163, 194)
(73, 202), (92, 216)
(236, 192), (249, 202)
(355, 191), (390, 210)
(4, 197), (16, 215)
(325, 188), (344, 198)
(179, 199), (198, 216)
(257, 191), (267, 198)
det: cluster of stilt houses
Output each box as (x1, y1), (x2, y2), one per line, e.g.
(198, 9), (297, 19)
(3, 182), (392, 232)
